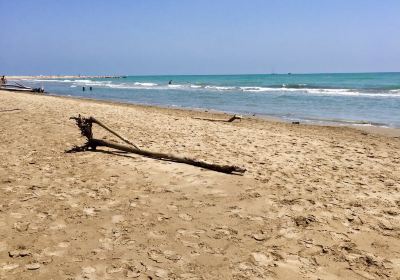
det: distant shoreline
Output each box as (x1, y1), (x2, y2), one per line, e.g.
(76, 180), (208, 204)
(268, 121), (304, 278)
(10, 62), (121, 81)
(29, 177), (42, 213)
(5, 72), (400, 78)
(6, 73), (400, 131)
(7, 75), (127, 79)
(1, 89), (399, 138)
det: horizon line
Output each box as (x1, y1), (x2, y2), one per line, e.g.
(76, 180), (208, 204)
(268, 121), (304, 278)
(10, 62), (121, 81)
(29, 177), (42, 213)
(5, 71), (400, 77)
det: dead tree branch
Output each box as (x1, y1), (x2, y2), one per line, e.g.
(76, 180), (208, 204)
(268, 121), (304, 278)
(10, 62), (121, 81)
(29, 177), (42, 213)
(67, 115), (246, 175)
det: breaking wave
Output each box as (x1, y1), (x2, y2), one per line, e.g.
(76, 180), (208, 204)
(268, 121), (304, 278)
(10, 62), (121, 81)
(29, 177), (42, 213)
(22, 78), (400, 98)
(134, 82), (157, 86)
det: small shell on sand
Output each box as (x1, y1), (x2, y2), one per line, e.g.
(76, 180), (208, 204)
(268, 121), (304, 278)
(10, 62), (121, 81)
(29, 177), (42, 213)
(25, 263), (40, 270)
(250, 252), (272, 267)
(2, 263), (19, 270)
(178, 213), (193, 221)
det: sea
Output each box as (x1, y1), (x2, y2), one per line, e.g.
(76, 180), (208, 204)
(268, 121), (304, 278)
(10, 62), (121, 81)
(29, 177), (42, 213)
(17, 72), (400, 128)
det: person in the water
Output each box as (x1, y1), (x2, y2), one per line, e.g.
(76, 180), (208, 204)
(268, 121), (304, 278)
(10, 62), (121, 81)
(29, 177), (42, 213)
(168, 80), (172, 85)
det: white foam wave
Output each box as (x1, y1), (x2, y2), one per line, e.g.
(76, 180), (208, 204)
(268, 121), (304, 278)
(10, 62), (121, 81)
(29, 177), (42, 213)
(73, 79), (93, 83)
(240, 87), (271, 92)
(33, 79), (61, 82)
(239, 86), (400, 97)
(33, 79), (78, 83)
(134, 82), (157, 86)
(205, 85), (236, 91)
(303, 88), (400, 97)
(32, 78), (400, 98)
(72, 80), (113, 87)
(168, 84), (184, 88)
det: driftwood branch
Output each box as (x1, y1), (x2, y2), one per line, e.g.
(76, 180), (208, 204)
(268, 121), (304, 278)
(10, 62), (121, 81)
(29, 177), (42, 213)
(193, 114), (242, 122)
(67, 115), (246, 175)
(89, 117), (139, 149)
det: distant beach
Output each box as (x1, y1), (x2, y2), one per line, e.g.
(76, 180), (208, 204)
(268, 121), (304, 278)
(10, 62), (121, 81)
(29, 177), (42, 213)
(7, 75), (126, 80)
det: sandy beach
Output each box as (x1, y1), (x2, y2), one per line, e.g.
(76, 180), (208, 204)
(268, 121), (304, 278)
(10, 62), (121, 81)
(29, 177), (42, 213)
(0, 90), (399, 279)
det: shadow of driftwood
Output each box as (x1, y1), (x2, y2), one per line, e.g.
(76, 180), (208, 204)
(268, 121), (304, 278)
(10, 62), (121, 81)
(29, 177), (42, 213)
(91, 149), (137, 159)
(87, 148), (243, 175)
(0, 109), (21, 113)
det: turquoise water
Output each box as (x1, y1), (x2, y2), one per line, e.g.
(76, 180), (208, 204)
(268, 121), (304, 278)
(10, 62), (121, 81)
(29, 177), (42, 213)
(18, 72), (400, 127)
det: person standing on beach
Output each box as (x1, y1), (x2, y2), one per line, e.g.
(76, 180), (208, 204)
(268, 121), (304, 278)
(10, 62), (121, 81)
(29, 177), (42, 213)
(0, 76), (6, 85)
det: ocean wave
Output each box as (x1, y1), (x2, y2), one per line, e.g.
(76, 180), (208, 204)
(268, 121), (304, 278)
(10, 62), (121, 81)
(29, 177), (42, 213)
(32, 79), (63, 82)
(282, 83), (308, 88)
(288, 116), (388, 127)
(134, 82), (158, 86)
(240, 87), (271, 92)
(168, 84), (184, 88)
(73, 79), (93, 83)
(205, 85), (236, 91)
(239, 86), (400, 97)
(31, 78), (400, 98)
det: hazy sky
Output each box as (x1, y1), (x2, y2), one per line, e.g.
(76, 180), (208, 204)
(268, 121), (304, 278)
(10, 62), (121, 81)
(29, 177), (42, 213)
(1, 0), (399, 75)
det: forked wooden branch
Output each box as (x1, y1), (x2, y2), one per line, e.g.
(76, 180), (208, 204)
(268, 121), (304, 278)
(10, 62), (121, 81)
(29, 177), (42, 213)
(193, 114), (242, 122)
(67, 115), (246, 175)
(90, 117), (139, 149)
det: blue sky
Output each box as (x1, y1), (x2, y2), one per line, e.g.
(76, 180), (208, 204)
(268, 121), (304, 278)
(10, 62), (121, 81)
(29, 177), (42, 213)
(0, 0), (399, 75)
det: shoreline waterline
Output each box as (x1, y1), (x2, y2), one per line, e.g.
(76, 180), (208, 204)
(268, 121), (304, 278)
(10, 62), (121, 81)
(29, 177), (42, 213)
(8, 73), (400, 129)
(2, 89), (399, 138)
(44, 91), (400, 137)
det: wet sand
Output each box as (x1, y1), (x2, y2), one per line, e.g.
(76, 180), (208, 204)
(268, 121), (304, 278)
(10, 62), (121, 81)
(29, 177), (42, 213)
(0, 90), (399, 279)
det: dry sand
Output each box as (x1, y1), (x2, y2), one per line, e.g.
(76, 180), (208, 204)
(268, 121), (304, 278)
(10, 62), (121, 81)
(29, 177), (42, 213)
(0, 90), (399, 279)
